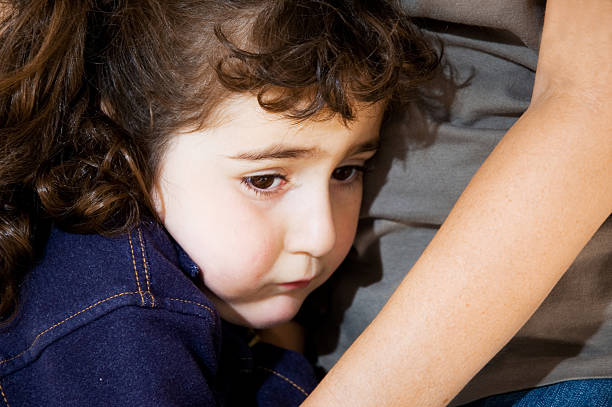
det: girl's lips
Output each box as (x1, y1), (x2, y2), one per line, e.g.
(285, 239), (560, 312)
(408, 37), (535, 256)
(279, 280), (311, 290)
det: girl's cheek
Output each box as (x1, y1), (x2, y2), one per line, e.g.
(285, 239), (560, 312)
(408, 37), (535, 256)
(222, 200), (281, 272)
(336, 189), (363, 251)
(240, 229), (277, 273)
(336, 186), (363, 232)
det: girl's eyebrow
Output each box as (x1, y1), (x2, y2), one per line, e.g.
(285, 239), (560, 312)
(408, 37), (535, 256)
(351, 140), (380, 155)
(228, 146), (319, 161)
(227, 140), (380, 161)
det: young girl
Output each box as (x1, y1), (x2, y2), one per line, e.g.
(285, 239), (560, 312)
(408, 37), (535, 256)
(0, 0), (437, 405)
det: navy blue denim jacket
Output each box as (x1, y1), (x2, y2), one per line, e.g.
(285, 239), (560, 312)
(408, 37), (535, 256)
(0, 223), (316, 406)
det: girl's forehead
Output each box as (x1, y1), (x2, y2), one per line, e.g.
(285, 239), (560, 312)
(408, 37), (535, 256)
(209, 95), (385, 133)
(166, 95), (383, 163)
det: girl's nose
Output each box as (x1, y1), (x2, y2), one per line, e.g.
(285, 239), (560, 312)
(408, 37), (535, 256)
(285, 187), (336, 258)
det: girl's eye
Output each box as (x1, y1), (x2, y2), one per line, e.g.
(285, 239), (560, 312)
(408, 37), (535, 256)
(241, 174), (286, 196)
(247, 175), (279, 190)
(332, 166), (365, 182)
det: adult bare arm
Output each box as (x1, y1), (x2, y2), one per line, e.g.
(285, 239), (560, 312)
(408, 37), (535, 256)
(302, 1), (612, 406)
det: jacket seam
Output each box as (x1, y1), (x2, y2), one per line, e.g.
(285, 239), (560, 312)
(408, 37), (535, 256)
(166, 298), (216, 320)
(0, 291), (139, 367)
(0, 293), (216, 376)
(256, 366), (310, 397)
(137, 228), (155, 307)
(0, 381), (9, 407)
(128, 233), (145, 306)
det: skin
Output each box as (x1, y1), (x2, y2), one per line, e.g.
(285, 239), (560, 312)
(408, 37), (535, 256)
(154, 96), (383, 329)
(302, 0), (612, 405)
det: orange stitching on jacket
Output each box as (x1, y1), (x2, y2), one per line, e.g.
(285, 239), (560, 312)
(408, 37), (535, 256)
(137, 228), (155, 307)
(167, 298), (216, 317)
(257, 367), (309, 397)
(0, 292), (138, 367)
(0, 382), (10, 407)
(128, 233), (145, 306)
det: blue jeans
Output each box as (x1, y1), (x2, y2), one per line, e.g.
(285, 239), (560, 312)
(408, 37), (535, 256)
(461, 379), (612, 407)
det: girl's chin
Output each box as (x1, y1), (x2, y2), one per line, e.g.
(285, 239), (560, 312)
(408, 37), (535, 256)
(218, 296), (304, 329)
(235, 307), (300, 330)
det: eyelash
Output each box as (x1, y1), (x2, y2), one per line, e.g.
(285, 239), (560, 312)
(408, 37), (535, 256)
(241, 174), (288, 198)
(241, 165), (367, 198)
(331, 165), (367, 184)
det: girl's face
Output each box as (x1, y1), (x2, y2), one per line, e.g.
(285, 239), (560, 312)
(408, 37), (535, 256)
(155, 96), (383, 328)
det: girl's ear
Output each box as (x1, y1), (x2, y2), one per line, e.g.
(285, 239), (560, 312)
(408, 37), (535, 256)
(151, 179), (166, 223)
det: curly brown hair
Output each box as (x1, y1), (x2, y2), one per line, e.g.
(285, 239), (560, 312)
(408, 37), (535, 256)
(0, 0), (439, 317)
